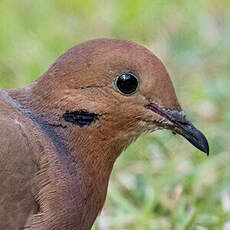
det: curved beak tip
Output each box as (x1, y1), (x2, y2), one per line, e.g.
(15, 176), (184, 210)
(176, 122), (210, 156)
(196, 130), (209, 156)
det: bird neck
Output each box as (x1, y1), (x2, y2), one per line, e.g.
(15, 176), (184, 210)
(9, 86), (129, 229)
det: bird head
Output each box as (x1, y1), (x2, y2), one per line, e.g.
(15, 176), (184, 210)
(27, 39), (209, 155)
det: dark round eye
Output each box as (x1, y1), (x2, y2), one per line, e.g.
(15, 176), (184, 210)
(115, 73), (139, 95)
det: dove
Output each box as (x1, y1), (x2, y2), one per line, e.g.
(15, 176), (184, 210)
(0, 39), (209, 230)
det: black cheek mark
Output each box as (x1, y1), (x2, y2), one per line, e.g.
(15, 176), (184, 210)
(63, 110), (100, 127)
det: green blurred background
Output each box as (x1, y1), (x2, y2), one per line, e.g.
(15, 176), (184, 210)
(1, 0), (230, 229)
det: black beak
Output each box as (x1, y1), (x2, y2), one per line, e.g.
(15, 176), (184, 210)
(171, 114), (209, 155)
(146, 103), (209, 155)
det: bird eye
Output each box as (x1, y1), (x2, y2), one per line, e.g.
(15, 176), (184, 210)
(114, 73), (139, 95)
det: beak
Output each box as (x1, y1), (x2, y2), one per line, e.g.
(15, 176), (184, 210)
(145, 103), (209, 155)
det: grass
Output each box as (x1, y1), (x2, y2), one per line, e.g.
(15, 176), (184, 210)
(0, 0), (230, 229)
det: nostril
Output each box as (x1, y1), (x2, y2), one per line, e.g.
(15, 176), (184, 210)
(169, 111), (188, 124)
(145, 103), (188, 124)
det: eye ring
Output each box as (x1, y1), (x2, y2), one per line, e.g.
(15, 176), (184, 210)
(113, 72), (140, 95)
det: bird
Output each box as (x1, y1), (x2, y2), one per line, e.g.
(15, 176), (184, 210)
(0, 38), (209, 230)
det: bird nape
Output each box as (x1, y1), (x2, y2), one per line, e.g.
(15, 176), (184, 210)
(0, 38), (209, 230)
